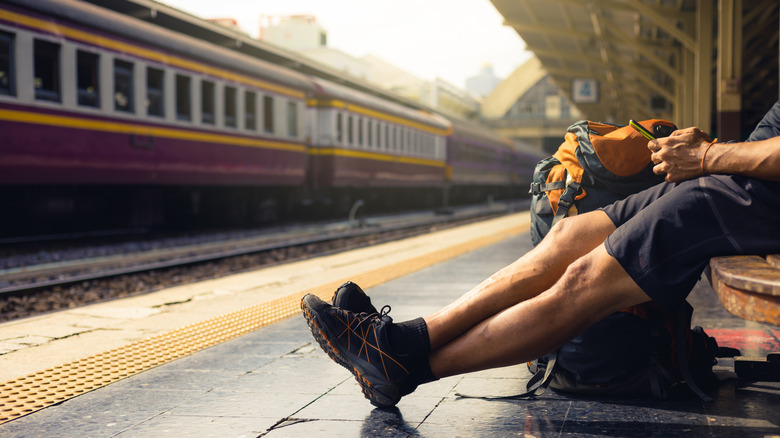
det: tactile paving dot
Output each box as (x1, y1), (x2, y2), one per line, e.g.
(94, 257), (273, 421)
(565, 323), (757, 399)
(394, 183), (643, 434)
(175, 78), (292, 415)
(0, 224), (522, 424)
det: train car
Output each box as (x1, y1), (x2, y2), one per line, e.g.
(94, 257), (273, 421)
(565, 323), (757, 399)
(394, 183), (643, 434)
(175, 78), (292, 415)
(307, 77), (452, 212)
(0, 0), (544, 237)
(511, 141), (549, 192)
(445, 118), (547, 204)
(0, 0), (313, 232)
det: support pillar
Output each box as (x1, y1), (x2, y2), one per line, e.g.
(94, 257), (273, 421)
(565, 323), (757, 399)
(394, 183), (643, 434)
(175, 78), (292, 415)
(717, 0), (742, 141)
(681, 16), (696, 129)
(695, 1), (714, 134)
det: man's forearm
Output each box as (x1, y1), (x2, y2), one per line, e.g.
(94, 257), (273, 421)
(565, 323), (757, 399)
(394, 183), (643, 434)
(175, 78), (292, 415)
(706, 136), (780, 181)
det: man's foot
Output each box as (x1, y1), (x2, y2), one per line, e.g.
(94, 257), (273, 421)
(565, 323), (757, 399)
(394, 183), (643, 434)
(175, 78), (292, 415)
(332, 281), (377, 314)
(301, 293), (411, 408)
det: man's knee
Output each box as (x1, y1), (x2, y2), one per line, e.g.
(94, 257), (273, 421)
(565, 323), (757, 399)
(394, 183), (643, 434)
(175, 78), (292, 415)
(546, 214), (581, 243)
(546, 211), (615, 248)
(554, 246), (651, 320)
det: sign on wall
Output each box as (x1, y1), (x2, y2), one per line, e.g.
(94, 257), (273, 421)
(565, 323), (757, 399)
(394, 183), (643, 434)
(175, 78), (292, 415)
(572, 78), (599, 103)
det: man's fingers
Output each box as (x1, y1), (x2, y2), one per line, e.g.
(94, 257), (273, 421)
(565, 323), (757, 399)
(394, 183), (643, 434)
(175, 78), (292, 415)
(647, 139), (659, 152)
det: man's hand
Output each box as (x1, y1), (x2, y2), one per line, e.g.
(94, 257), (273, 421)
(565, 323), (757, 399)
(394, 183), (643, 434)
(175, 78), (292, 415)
(648, 127), (713, 183)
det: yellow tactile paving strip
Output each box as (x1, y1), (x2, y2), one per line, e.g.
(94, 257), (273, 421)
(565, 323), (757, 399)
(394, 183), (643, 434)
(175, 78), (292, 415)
(0, 216), (527, 424)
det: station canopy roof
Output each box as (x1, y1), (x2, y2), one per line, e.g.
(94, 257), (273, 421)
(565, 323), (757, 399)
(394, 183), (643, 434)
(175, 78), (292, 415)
(489, 0), (698, 123)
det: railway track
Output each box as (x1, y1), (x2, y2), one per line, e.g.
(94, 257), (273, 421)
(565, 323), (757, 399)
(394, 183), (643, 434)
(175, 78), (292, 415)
(0, 202), (526, 320)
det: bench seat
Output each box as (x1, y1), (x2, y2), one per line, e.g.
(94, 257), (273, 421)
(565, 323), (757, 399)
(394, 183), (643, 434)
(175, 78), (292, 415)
(709, 255), (780, 325)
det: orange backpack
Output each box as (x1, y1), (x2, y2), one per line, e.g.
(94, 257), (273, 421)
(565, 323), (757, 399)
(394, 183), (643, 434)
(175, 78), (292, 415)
(529, 119), (676, 245)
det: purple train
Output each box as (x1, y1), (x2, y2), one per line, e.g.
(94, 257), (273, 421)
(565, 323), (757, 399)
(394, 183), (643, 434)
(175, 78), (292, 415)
(0, 0), (546, 235)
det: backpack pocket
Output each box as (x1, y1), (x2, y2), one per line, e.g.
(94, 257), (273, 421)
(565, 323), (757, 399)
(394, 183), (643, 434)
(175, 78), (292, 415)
(529, 156), (586, 246)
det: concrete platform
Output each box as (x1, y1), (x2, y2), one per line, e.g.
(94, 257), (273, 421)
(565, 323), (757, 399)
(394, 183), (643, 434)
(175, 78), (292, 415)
(1, 221), (779, 437)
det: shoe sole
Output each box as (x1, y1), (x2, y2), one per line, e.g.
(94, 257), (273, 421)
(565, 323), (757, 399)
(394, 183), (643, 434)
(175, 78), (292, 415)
(300, 297), (400, 408)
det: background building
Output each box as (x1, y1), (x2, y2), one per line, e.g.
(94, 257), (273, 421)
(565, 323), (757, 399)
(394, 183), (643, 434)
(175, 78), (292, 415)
(260, 14), (577, 152)
(466, 63), (502, 97)
(481, 57), (581, 153)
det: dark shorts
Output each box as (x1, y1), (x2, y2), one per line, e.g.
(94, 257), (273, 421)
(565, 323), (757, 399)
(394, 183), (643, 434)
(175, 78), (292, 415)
(601, 175), (780, 311)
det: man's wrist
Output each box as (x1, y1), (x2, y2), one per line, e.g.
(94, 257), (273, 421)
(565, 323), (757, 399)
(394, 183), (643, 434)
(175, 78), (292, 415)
(700, 138), (718, 175)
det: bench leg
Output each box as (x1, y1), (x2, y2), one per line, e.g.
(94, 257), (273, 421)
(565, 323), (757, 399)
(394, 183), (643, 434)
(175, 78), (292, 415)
(734, 353), (780, 381)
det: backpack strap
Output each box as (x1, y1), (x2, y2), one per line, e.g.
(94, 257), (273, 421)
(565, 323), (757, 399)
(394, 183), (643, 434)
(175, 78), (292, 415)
(551, 180), (581, 226)
(529, 180), (567, 195)
(454, 352), (558, 400)
(524, 352), (557, 396)
(675, 306), (713, 402)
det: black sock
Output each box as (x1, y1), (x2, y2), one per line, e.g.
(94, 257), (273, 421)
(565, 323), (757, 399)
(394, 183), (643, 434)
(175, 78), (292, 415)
(409, 356), (438, 386)
(388, 318), (438, 394)
(387, 317), (431, 357)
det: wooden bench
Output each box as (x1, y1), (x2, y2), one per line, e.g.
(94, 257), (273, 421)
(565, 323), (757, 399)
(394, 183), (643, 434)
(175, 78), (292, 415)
(709, 255), (780, 381)
(709, 254), (780, 325)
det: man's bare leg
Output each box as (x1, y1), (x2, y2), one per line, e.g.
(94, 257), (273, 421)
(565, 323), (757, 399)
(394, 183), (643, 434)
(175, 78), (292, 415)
(428, 243), (651, 378)
(426, 210), (617, 350)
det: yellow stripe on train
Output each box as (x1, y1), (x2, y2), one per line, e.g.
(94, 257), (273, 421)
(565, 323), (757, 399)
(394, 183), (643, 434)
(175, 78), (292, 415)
(0, 108), (306, 153)
(308, 147), (446, 168)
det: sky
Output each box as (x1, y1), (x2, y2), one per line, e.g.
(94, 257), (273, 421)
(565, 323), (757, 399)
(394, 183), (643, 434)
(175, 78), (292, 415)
(159, 0), (532, 89)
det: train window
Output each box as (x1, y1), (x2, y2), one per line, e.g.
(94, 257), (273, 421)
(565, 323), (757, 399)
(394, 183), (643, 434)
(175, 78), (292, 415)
(245, 90), (256, 130)
(175, 74), (191, 121)
(384, 125), (389, 151)
(33, 39), (60, 102)
(358, 117), (363, 146)
(76, 51), (99, 107)
(286, 101), (297, 137)
(146, 67), (164, 117)
(0, 31), (14, 96)
(336, 113), (343, 143)
(224, 86), (237, 128)
(113, 59), (134, 112)
(263, 95), (274, 133)
(201, 80), (215, 125)
(367, 120), (373, 148)
(347, 115), (353, 145)
(376, 122), (382, 149)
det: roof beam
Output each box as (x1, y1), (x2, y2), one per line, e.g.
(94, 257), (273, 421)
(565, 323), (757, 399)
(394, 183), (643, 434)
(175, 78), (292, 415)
(605, 25), (681, 82)
(530, 0), (679, 15)
(608, 49), (676, 102)
(614, 0), (697, 52)
(502, 20), (593, 40)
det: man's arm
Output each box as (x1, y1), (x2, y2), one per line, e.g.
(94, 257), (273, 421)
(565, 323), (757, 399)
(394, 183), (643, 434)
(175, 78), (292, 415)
(648, 127), (780, 183)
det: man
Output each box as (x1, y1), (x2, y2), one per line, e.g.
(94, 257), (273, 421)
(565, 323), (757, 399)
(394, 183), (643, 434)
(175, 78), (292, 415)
(301, 101), (780, 408)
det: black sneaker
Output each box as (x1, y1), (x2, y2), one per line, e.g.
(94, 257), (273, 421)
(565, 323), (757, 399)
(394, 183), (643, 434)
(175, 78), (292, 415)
(332, 281), (377, 314)
(301, 293), (411, 408)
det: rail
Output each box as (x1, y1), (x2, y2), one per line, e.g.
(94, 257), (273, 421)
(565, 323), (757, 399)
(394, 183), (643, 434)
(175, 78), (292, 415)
(0, 202), (522, 297)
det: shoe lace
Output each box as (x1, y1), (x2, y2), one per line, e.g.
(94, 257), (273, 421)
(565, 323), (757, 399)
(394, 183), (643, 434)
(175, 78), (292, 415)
(354, 305), (392, 329)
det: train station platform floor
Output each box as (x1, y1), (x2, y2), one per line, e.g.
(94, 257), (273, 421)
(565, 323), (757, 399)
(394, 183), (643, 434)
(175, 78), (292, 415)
(1, 213), (779, 437)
